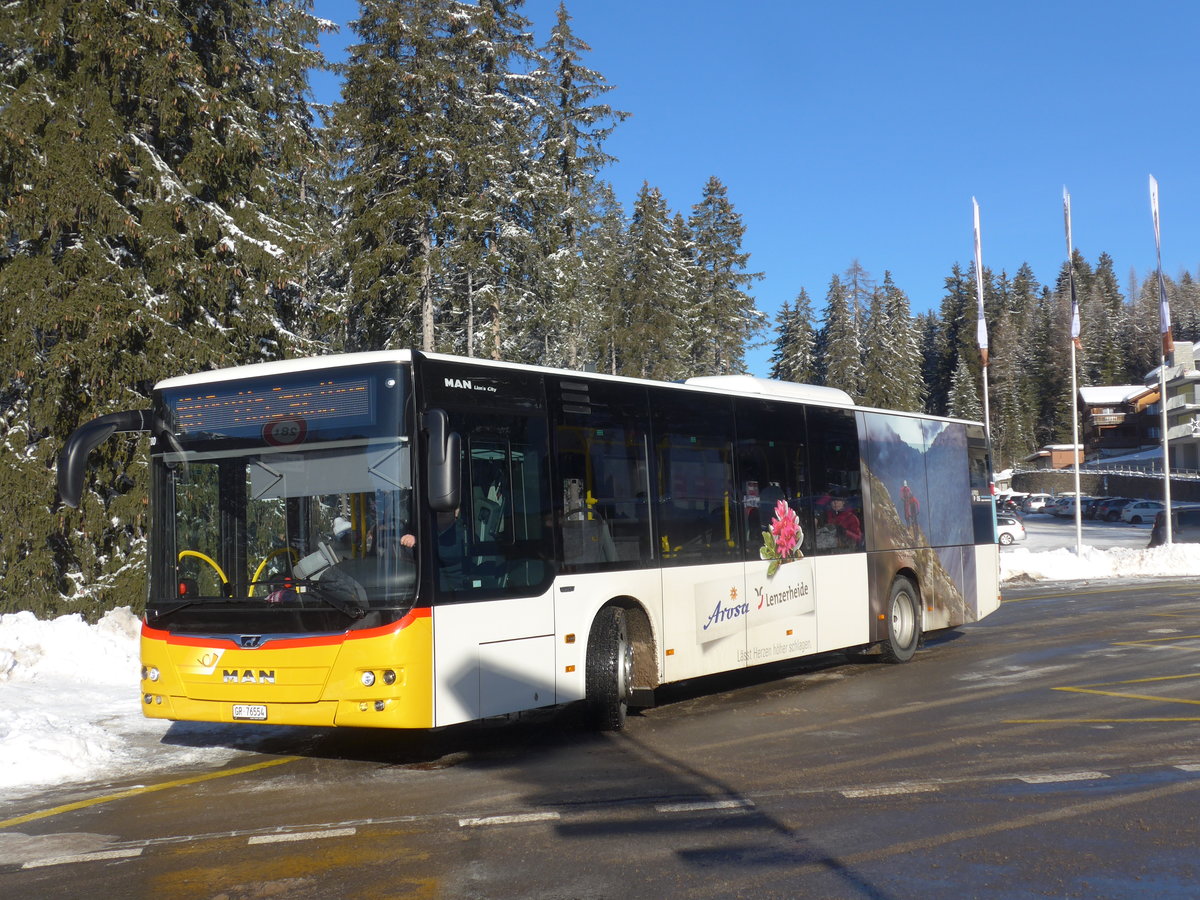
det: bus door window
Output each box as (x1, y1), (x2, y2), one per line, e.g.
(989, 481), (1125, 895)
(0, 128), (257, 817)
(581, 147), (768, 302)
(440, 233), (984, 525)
(734, 399), (813, 562)
(434, 413), (553, 599)
(650, 389), (739, 563)
(552, 380), (652, 571)
(808, 407), (864, 554)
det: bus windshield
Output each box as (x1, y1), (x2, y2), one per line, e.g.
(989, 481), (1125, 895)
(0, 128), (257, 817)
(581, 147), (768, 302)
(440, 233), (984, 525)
(148, 363), (415, 632)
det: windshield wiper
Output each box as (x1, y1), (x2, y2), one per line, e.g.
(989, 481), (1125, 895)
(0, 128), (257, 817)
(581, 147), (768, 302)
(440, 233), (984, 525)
(149, 593), (240, 620)
(294, 571), (367, 620)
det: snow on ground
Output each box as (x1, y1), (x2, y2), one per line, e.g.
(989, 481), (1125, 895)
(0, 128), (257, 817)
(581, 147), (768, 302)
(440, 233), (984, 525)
(0, 607), (298, 805)
(1, 515), (1196, 804)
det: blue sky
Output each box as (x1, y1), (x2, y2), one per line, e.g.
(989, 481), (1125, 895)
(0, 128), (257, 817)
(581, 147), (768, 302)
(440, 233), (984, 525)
(310, 0), (1200, 376)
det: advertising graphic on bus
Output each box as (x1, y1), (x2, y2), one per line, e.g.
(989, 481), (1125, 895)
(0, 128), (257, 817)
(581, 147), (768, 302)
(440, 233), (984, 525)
(58, 350), (1000, 732)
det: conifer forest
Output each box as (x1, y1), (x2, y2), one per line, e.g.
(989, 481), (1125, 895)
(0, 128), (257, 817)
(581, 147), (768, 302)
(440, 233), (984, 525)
(2, 1), (1197, 616)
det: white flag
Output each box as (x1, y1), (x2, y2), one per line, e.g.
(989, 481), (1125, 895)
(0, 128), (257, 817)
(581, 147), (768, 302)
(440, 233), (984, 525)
(1150, 175), (1173, 355)
(1063, 187), (1080, 349)
(972, 197), (988, 367)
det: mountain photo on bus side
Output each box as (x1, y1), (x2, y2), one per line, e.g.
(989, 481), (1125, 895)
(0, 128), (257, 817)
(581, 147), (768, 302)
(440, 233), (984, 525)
(862, 413), (984, 628)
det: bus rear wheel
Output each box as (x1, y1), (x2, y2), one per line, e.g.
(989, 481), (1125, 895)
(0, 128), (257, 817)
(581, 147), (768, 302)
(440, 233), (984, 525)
(586, 606), (633, 730)
(880, 577), (921, 664)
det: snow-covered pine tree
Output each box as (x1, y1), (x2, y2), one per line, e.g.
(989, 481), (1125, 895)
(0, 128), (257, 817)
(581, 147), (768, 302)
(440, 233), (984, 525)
(947, 355), (983, 420)
(1087, 253), (1126, 385)
(818, 273), (864, 399)
(0, 0), (327, 616)
(614, 183), (690, 380)
(861, 272), (923, 411)
(686, 176), (763, 375)
(581, 184), (629, 375)
(768, 291), (819, 385)
(924, 263), (976, 416)
(335, 0), (467, 352)
(860, 286), (890, 408)
(529, 2), (627, 369)
(987, 271), (1034, 468)
(447, 0), (541, 361)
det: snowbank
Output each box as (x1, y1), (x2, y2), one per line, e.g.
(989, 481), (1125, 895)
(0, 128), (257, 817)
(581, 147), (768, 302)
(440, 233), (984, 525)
(1000, 542), (1200, 583)
(0, 607), (243, 801)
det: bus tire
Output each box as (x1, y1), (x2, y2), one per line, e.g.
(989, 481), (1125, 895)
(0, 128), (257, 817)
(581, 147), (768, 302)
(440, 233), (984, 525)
(880, 576), (921, 664)
(586, 606), (633, 731)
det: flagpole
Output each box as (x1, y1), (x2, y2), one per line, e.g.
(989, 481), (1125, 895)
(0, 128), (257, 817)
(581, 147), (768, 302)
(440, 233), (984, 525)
(1063, 188), (1083, 554)
(972, 198), (991, 445)
(1150, 175), (1174, 544)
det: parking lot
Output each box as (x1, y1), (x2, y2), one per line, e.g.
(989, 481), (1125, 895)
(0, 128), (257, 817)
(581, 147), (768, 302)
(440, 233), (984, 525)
(1008, 506), (1157, 553)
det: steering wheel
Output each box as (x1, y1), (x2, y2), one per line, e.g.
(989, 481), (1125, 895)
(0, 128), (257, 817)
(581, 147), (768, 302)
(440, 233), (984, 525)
(250, 547), (300, 595)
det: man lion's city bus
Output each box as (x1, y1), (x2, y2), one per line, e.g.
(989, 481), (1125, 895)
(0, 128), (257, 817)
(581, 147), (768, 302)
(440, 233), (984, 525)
(58, 350), (1001, 731)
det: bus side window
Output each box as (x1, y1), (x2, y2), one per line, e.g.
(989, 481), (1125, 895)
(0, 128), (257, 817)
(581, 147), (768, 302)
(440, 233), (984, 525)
(553, 380), (652, 572)
(807, 407), (864, 554)
(734, 398), (813, 562)
(651, 389), (739, 563)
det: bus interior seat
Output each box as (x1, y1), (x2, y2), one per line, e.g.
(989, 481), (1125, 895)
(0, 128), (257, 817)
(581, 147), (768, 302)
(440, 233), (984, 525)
(562, 515), (617, 565)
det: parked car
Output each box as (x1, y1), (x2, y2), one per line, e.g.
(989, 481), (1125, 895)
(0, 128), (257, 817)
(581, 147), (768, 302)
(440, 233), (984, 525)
(1051, 496), (1089, 517)
(1149, 506), (1200, 546)
(1097, 497), (1133, 521)
(1121, 500), (1164, 524)
(997, 515), (1027, 545)
(1022, 493), (1053, 513)
(1082, 497), (1109, 519)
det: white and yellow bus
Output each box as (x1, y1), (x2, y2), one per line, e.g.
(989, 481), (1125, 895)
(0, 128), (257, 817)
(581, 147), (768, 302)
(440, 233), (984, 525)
(59, 350), (1000, 731)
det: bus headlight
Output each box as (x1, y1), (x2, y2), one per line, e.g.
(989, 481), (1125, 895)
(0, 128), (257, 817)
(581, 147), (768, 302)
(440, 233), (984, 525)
(382, 669), (396, 685)
(361, 671), (376, 687)
(142, 667), (160, 682)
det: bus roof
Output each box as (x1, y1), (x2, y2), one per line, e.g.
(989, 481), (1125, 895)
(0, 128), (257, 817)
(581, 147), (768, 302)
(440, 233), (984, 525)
(153, 350), (982, 428)
(155, 350), (414, 390)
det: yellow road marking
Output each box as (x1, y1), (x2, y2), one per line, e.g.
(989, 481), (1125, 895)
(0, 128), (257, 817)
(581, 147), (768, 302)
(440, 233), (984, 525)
(1054, 686), (1200, 706)
(0, 756), (299, 830)
(1084, 672), (1200, 685)
(1011, 627), (1200, 724)
(1115, 633), (1200, 648)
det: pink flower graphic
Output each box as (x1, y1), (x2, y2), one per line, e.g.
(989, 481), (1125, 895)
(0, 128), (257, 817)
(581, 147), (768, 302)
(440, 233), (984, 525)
(761, 499), (804, 576)
(770, 500), (800, 557)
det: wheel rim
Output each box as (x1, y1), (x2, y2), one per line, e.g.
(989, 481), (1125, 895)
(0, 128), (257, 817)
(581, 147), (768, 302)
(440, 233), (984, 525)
(891, 591), (916, 647)
(618, 630), (633, 703)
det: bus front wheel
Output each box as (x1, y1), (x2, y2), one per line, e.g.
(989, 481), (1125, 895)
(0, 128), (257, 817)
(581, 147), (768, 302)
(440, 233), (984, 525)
(880, 577), (921, 664)
(586, 606), (633, 731)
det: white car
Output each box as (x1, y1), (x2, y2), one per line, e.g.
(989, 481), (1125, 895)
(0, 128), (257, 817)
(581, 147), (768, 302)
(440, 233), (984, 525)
(1022, 493), (1053, 513)
(1121, 500), (1164, 524)
(1051, 496), (1089, 517)
(997, 515), (1026, 545)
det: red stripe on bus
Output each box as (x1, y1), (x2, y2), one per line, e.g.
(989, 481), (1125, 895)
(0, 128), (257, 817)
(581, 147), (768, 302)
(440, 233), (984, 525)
(142, 606), (432, 649)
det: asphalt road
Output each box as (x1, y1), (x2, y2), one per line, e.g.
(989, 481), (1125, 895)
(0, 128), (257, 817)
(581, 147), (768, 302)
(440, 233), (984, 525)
(4, 579), (1200, 899)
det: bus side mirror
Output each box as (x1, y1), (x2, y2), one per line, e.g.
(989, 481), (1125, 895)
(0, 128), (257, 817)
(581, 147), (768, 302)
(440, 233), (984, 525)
(58, 409), (155, 508)
(424, 408), (460, 512)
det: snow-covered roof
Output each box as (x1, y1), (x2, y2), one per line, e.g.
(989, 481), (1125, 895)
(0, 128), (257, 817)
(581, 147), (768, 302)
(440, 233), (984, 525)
(684, 375), (854, 406)
(1083, 446), (1163, 466)
(1079, 385), (1150, 406)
